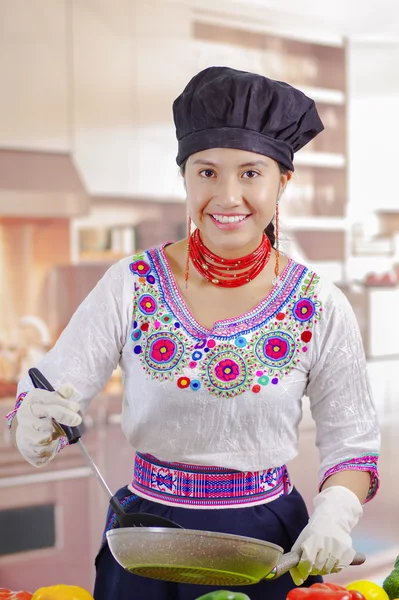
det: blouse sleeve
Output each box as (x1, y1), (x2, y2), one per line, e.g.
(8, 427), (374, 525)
(306, 284), (380, 502)
(6, 258), (134, 438)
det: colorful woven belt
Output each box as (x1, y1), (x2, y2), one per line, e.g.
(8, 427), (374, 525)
(130, 452), (292, 508)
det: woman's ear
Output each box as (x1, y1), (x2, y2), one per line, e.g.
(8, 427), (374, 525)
(280, 170), (293, 195)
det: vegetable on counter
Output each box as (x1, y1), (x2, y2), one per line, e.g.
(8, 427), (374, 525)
(31, 586), (94, 600)
(287, 585), (351, 598)
(194, 592), (251, 600)
(0, 591), (32, 600)
(383, 555), (399, 599)
(346, 581), (390, 600)
(287, 582), (366, 599)
(286, 589), (351, 598)
(311, 583), (365, 599)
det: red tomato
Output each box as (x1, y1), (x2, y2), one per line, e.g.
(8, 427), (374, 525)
(0, 590), (32, 600)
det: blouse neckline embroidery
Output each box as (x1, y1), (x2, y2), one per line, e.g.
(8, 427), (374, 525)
(146, 243), (308, 339)
(130, 249), (322, 396)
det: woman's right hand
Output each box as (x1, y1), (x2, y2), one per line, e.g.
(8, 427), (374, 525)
(15, 385), (82, 467)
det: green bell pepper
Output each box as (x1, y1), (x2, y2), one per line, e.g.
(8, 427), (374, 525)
(194, 591), (251, 600)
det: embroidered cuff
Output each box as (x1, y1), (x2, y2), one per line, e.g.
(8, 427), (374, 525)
(5, 392), (28, 430)
(319, 454), (380, 503)
(5, 391), (69, 452)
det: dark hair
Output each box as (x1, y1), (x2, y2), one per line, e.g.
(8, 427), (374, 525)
(180, 160), (289, 249)
(266, 163), (289, 248)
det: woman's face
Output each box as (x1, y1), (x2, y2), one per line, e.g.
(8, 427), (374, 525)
(184, 148), (291, 257)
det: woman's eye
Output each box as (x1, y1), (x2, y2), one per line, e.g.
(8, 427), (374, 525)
(199, 169), (215, 178)
(243, 170), (258, 179)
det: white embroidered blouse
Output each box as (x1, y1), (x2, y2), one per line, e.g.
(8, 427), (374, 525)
(11, 245), (381, 500)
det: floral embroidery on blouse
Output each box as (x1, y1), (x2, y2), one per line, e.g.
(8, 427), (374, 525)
(129, 249), (322, 398)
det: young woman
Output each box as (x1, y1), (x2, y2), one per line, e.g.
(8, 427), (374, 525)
(8, 67), (380, 600)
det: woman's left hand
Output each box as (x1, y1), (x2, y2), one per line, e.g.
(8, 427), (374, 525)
(290, 486), (363, 585)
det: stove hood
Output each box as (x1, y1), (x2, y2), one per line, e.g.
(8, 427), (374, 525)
(0, 149), (90, 218)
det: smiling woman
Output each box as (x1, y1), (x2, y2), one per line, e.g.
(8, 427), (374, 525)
(8, 66), (380, 600)
(179, 150), (290, 286)
(182, 153), (288, 236)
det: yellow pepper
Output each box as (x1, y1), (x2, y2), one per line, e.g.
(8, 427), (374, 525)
(346, 581), (389, 600)
(31, 585), (94, 600)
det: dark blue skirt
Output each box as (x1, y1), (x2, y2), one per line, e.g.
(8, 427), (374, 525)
(94, 486), (321, 600)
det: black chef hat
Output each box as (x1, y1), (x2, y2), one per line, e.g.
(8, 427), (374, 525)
(173, 66), (324, 171)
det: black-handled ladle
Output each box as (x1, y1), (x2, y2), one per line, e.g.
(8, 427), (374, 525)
(28, 368), (182, 529)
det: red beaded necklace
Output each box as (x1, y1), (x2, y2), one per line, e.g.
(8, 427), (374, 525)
(189, 228), (272, 288)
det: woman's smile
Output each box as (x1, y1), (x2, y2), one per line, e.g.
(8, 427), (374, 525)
(208, 213), (251, 230)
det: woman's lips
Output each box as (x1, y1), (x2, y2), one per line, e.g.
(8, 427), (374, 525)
(209, 214), (251, 230)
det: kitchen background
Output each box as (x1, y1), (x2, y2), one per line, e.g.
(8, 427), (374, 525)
(1, 0), (399, 593)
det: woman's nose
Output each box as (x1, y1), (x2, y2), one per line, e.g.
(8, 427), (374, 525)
(215, 177), (242, 208)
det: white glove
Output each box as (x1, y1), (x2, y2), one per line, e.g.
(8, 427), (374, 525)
(15, 385), (82, 467)
(290, 485), (363, 585)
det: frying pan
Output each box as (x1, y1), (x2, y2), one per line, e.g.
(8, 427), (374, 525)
(29, 368), (365, 587)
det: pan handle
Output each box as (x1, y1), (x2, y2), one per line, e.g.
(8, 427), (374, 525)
(265, 550), (366, 580)
(28, 368), (81, 445)
(264, 550), (300, 580)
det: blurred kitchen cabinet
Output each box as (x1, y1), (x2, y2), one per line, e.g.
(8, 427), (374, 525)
(0, 476), (95, 591)
(282, 167), (347, 219)
(42, 263), (110, 337)
(0, 1), (69, 151)
(0, 217), (72, 336)
(293, 230), (346, 261)
(0, 149), (89, 335)
(333, 284), (399, 359)
(100, 395), (135, 494)
(313, 105), (346, 155)
(135, 218), (182, 250)
(70, 198), (186, 264)
(0, 398), (101, 592)
(76, 225), (135, 263)
(377, 210), (399, 238)
(368, 288), (399, 358)
(0, 392), (133, 593)
(312, 168), (347, 217)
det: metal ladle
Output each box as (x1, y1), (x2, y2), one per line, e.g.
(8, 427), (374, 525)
(28, 368), (182, 529)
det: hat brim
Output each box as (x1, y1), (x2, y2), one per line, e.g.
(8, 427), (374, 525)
(176, 127), (294, 171)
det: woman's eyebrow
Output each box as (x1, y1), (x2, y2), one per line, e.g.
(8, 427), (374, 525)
(192, 159), (218, 166)
(238, 160), (268, 168)
(191, 159), (268, 168)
